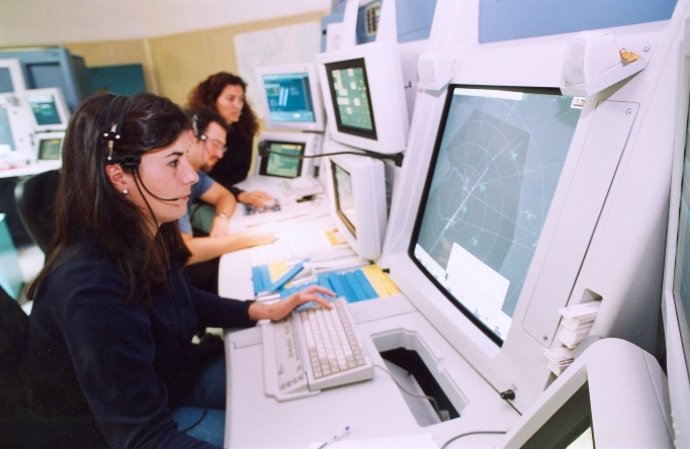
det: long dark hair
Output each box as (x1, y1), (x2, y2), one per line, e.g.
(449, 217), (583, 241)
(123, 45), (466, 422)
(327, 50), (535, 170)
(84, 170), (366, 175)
(27, 92), (191, 304)
(186, 71), (259, 138)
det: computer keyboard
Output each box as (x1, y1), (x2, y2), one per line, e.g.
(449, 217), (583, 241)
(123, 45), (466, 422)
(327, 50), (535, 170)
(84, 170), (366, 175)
(262, 297), (375, 402)
(279, 176), (324, 199)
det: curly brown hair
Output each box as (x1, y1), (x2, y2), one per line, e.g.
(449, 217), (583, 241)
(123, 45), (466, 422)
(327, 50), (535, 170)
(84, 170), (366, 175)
(186, 72), (259, 138)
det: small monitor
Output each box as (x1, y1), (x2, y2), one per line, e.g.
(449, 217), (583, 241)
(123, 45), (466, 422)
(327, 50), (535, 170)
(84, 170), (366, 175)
(0, 59), (26, 93)
(35, 131), (64, 160)
(326, 150), (387, 260)
(317, 41), (409, 155)
(256, 131), (321, 179)
(23, 88), (70, 132)
(259, 141), (304, 178)
(255, 63), (325, 133)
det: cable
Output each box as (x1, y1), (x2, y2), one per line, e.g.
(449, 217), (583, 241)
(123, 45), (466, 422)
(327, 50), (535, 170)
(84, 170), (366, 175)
(260, 146), (405, 167)
(440, 430), (507, 449)
(373, 364), (443, 420)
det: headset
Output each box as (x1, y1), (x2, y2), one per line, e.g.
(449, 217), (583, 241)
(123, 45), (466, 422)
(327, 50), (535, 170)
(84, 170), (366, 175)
(191, 113), (208, 143)
(102, 95), (181, 202)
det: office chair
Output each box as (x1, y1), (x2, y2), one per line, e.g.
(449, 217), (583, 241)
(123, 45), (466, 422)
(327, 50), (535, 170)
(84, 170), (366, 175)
(14, 169), (60, 254)
(0, 286), (108, 448)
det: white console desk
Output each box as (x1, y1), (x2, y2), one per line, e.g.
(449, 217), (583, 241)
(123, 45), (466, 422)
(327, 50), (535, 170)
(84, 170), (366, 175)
(219, 175), (519, 448)
(0, 159), (60, 179)
(222, 292), (519, 449)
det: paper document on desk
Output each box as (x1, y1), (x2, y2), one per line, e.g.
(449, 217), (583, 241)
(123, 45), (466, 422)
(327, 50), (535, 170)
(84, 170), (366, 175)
(308, 433), (436, 449)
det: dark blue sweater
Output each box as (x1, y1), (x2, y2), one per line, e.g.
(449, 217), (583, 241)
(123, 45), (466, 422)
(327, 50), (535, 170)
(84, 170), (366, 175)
(27, 240), (255, 448)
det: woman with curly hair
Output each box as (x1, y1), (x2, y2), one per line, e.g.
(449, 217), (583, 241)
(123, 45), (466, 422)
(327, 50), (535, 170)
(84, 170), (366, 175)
(187, 72), (273, 209)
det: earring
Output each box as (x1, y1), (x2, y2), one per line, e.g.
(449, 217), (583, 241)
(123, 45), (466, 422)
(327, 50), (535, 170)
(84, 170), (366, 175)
(122, 188), (129, 195)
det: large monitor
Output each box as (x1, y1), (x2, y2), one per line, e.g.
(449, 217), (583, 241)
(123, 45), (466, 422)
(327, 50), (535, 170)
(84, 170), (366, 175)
(255, 63), (325, 133)
(256, 131), (322, 179)
(317, 40), (409, 155)
(0, 47), (89, 111)
(326, 149), (387, 261)
(0, 59), (26, 93)
(23, 88), (70, 132)
(661, 93), (690, 448)
(410, 85), (582, 345)
(499, 338), (673, 448)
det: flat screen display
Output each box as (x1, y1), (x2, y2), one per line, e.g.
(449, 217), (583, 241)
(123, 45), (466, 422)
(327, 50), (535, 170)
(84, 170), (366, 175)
(410, 85), (583, 344)
(259, 141), (304, 178)
(332, 160), (357, 236)
(324, 58), (377, 141)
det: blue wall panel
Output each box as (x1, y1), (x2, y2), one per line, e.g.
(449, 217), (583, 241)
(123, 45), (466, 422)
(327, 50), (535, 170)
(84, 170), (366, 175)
(479, 0), (678, 43)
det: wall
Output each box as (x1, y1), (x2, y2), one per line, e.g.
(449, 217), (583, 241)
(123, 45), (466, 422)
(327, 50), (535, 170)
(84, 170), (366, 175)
(1, 1), (329, 104)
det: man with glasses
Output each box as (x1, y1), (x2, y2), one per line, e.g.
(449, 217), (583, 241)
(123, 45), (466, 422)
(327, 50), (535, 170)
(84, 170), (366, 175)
(181, 108), (275, 293)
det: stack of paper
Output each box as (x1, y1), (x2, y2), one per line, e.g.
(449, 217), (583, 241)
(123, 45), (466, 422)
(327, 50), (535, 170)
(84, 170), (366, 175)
(544, 346), (574, 375)
(557, 301), (601, 348)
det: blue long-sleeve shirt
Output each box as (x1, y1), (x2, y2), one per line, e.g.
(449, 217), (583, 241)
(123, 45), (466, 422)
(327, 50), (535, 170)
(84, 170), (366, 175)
(27, 239), (255, 448)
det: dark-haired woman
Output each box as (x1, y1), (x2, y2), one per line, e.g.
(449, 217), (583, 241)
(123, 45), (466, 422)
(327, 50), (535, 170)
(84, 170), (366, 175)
(187, 72), (274, 208)
(26, 92), (332, 448)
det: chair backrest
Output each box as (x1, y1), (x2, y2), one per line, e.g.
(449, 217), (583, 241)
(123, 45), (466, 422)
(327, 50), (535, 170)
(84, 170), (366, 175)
(0, 285), (29, 416)
(14, 169), (60, 254)
(0, 287), (109, 448)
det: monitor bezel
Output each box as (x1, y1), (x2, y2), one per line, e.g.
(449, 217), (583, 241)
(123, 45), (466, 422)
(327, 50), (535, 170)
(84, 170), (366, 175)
(258, 139), (306, 179)
(0, 58), (27, 93)
(330, 160), (357, 236)
(316, 41), (409, 155)
(255, 131), (321, 180)
(407, 83), (574, 346)
(324, 57), (378, 141)
(35, 130), (65, 160)
(254, 62), (325, 133)
(660, 93), (690, 447)
(326, 149), (387, 261)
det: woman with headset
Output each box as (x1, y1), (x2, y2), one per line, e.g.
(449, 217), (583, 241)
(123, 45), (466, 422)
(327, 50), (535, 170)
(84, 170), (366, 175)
(25, 93), (332, 448)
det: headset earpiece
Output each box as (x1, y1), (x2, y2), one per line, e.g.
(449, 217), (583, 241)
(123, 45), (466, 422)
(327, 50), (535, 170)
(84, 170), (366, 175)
(191, 113), (207, 142)
(102, 95), (141, 169)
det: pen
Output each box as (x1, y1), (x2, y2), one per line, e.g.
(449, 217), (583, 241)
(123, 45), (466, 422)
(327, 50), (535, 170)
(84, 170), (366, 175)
(318, 425), (351, 449)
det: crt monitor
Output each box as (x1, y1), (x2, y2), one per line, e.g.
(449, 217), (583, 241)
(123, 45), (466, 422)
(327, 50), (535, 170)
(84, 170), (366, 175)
(0, 59), (26, 93)
(0, 47), (88, 111)
(256, 131), (321, 179)
(23, 88), (70, 132)
(317, 40), (409, 155)
(499, 339), (673, 448)
(661, 91), (690, 448)
(410, 85), (582, 345)
(34, 131), (65, 161)
(255, 63), (325, 133)
(326, 149), (387, 261)
(381, 83), (591, 410)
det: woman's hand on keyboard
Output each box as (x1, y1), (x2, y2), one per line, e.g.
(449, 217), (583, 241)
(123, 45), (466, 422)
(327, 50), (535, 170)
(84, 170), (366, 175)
(248, 285), (335, 322)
